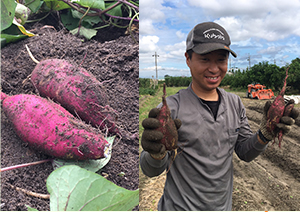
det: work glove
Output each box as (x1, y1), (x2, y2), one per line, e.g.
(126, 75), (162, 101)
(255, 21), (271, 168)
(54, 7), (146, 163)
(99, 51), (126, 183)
(141, 108), (182, 160)
(259, 99), (299, 143)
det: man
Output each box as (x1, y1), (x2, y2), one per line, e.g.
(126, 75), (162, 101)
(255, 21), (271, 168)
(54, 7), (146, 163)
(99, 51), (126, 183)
(140, 22), (299, 211)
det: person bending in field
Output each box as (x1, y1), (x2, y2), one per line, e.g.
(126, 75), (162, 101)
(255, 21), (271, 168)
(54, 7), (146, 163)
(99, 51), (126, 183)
(139, 22), (299, 211)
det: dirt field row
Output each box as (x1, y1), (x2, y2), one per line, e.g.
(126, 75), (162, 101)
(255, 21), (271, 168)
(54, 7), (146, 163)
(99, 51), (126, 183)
(139, 94), (300, 211)
(232, 98), (300, 211)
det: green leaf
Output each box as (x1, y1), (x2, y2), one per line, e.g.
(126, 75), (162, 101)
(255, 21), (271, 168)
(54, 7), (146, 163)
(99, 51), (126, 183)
(0, 18), (33, 47)
(71, 9), (102, 26)
(70, 26), (97, 40)
(1, 37), (6, 47)
(72, 0), (105, 10)
(1, 33), (28, 45)
(44, 0), (70, 11)
(105, 2), (122, 17)
(25, 205), (39, 211)
(117, 171), (125, 177)
(1, 0), (17, 31)
(47, 165), (139, 211)
(60, 9), (79, 31)
(52, 136), (115, 172)
(24, 0), (43, 13)
(12, 18), (35, 37)
(104, 2), (122, 24)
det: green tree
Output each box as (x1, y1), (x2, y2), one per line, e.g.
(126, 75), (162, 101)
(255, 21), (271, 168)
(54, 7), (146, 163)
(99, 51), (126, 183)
(287, 58), (300, 92)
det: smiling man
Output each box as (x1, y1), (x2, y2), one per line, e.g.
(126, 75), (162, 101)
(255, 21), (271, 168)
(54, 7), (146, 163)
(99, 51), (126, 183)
(140, 22), (299, 211)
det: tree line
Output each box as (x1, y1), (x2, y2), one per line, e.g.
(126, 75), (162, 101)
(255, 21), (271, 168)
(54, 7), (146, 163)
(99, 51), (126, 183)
(222, 58), (300, 93)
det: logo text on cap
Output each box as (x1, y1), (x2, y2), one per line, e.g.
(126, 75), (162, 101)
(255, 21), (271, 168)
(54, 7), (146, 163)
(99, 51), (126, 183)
(203, 28), (225, 40)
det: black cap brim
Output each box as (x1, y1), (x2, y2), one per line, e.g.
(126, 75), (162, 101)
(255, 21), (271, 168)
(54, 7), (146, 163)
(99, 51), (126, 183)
(192, 42), (237, 58)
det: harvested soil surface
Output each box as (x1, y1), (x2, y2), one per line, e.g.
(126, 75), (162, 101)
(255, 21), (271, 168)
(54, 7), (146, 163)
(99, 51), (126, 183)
(139, 91), (300, 211)
(1, 17), (139, 211)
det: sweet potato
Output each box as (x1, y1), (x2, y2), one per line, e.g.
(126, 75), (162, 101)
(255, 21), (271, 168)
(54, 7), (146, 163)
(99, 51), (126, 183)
(277, 100), (295, 147)
(155, 83), (178, 151)
(266, 66), (289, 146)
(1, 92), (110, 160)
(30, 58), (119, 134)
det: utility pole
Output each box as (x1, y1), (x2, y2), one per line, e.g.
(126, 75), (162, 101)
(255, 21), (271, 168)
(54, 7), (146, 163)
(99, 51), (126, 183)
(247, 54), (251, 69)
(152, 52), (159, 80)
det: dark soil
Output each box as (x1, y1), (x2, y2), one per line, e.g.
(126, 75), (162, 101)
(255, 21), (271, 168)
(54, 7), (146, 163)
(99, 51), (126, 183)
(1, 14), (139, 211)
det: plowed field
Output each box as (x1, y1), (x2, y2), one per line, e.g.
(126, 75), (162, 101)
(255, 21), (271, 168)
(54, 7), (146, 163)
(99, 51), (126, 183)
(139, 92), (300, 211)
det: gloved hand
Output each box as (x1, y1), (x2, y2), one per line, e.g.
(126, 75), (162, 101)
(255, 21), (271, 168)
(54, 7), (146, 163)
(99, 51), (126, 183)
(259, 99), (299, 143)
(141, 108), (182, 159)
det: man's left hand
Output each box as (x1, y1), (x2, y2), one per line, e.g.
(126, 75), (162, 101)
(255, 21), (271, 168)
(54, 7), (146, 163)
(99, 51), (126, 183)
(259, 99), (299, 142)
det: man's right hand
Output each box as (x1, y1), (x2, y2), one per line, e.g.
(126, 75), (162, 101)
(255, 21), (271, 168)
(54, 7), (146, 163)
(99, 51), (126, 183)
(141, 108), (181, 160)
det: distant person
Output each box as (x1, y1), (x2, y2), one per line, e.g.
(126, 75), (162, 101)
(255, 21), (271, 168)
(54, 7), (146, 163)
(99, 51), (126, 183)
(140, 21), (299, 211)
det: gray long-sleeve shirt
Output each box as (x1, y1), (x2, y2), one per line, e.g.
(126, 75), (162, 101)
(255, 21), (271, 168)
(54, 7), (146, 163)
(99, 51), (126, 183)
(140, 84), (268, 211)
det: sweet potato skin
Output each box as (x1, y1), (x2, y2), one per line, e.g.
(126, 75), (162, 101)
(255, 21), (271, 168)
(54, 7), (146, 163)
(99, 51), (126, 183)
(266, 67), (289, 146)
(277, 101), (294, 146)
(30, 59), (118, 134)
(1, 92), (110, 160)
(156, 84), (178, 151)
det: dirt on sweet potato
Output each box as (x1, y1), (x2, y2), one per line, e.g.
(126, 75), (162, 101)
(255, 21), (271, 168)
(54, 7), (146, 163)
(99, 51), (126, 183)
(156, 83), (179, 151)
(266, 66), (289, 147)
(1, 92), (110, 160)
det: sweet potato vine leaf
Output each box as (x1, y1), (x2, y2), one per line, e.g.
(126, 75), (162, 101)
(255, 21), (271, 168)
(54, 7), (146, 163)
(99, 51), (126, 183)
(46, 165), (139, 211)
(1, 0), (17, 31)
(70, 26), (97, 40)
(52, 136), (115, 172)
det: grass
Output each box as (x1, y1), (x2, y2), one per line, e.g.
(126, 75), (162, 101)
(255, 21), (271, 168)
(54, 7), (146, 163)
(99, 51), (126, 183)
(139, 86), (187, 145)
(138, 85), (187, 211)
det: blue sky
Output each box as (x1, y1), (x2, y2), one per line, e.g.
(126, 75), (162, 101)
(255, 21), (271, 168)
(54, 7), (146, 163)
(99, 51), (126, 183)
(139, 0), (300, 79)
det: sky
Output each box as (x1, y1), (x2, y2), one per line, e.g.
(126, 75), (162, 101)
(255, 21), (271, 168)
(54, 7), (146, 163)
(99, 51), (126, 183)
(139, 0), (300, 79)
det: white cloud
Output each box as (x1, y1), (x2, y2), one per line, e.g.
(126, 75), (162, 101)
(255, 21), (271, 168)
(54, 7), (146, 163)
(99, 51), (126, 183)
(139, 19), (156, 35)
(232, 38), (253, 48)
(164, 41), (186, 58)
(176, 30), (186, 39)
(139, 0), (166, 36)
(283, 55), (289, 59)
(140, 66), (163, 71)
(140, 0), (300, 77)
(258, 46), (284, 55)
(139, 0), (165, 20)
(185, 0), (300, 42)
(139, 35), (160, 54)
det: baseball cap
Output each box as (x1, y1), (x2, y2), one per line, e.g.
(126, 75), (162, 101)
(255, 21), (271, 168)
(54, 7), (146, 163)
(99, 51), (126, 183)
(186, 22), (237, 58)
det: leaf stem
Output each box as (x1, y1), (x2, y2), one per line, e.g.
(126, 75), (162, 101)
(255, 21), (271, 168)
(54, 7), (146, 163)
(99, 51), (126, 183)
(118, 0), (139, 11)
(1, 159), (53, 172)
(60, 0), (139, 22)
(101, 1), (122, 15)
(25, 11), (51, 23)
(77, 6), (91, 35)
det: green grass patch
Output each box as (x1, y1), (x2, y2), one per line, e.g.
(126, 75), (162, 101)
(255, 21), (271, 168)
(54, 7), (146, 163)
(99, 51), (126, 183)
(139, 86), (187, 149)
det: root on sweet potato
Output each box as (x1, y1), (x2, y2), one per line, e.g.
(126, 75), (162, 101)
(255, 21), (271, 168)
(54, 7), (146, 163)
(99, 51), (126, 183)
(156, 83), (178, 151)
(266, 66), (290, 147)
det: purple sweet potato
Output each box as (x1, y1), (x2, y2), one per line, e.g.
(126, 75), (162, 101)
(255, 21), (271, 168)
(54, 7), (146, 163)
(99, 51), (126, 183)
(277, 100), (294, 147)
(266, 66), (289, 147)
(155, 83), (178, 151)
(30, 58), (119, 134)
(1, 92), (110, 160)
